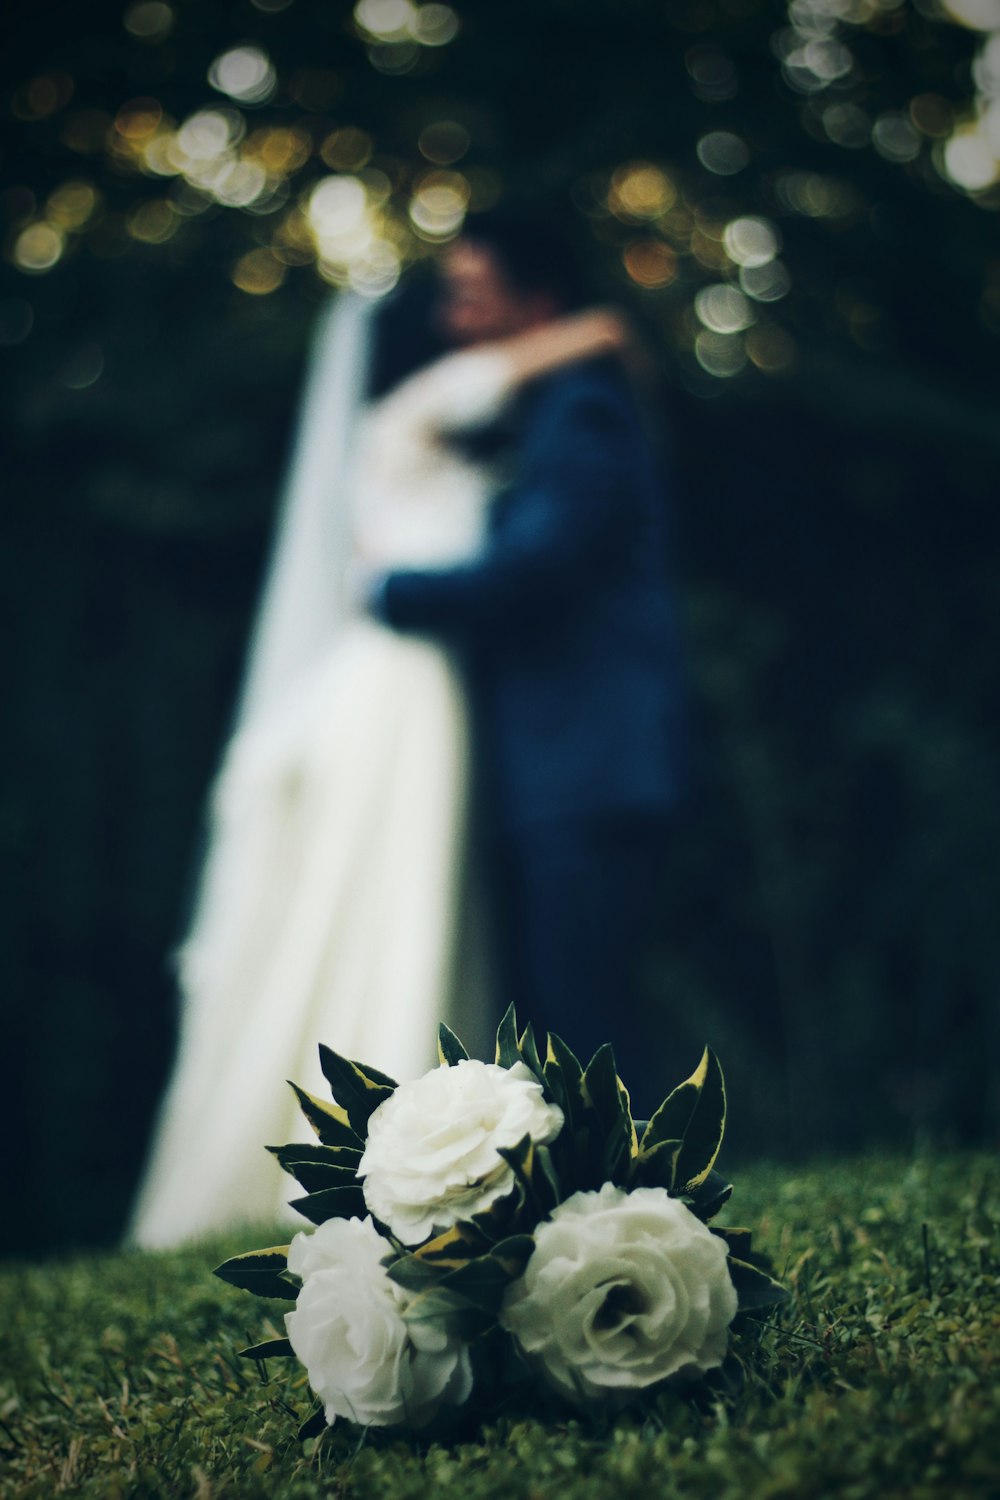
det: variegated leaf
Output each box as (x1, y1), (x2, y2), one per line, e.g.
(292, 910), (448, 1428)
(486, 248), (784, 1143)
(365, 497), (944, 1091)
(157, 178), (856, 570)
(213, 1246), (297, 1301)
(631, 1134), (684, 1191)
(288, 1183), (366, 1225)
(239, 1337), (295, 1361)
(495, 1003), (521, 1068)
(684, 1168), (734, 1222)
(318, 1045), (396, 1136)
(727, 1256), (789, 1311)
(267, 1141), (363, 1180)
(289, 1083), (362, 1150)
(437, 1022), (470, 1067)
(639, 1048), (726, 1192)
(583, 1043), (634, 1185)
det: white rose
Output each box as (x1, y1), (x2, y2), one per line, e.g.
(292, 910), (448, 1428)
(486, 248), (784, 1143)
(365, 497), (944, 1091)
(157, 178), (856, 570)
(500, 1182), (738, 1409)
(285, 1216), (472, 1429)
(358, 1059), (564, 1245)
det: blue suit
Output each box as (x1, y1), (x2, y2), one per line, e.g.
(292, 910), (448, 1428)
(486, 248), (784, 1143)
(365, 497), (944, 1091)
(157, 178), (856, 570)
(381, 358), (686, 1110)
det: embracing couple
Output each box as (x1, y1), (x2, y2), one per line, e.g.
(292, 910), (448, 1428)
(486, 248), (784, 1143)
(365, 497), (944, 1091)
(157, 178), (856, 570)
(130, 210), (687, 1247)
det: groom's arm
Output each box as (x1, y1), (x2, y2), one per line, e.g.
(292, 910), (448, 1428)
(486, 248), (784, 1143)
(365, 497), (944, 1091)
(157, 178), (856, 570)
(376, 374), (639, 638)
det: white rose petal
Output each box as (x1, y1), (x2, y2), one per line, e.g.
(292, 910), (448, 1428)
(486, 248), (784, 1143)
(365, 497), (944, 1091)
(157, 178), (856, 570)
(358, 1059), (564, 1245)
(285, 1215), (472, 1428)
(500, 1183), (738, 1409)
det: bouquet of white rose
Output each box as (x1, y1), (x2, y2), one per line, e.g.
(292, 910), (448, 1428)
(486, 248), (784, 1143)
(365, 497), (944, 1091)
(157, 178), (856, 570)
(215, 1008), (787, 1437)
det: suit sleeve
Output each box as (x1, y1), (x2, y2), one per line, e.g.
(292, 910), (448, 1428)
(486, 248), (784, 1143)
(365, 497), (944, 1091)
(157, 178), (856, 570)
(379, 381), (636, 638)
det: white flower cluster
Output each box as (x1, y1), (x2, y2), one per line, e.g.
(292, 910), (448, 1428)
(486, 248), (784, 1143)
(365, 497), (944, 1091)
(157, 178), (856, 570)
(286, 1216), (472, 1429)
(358, 1058), (565, 1242)
(501, 1182), (738, 1406)
(281, 1054), (742, 1428)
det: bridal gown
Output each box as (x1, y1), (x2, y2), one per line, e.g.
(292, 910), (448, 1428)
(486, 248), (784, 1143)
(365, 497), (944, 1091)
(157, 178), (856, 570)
(130, 344), (514, 1247)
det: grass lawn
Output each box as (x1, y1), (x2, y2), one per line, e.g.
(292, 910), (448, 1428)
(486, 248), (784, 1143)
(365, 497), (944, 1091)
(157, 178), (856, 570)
(2, 1152), (998, 1499)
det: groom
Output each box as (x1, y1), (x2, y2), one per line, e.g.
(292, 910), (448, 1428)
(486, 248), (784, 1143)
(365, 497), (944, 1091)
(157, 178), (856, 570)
(372, 212), (687, 1112)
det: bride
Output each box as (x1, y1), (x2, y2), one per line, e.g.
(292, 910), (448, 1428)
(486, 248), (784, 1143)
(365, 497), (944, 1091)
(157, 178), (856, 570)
(129, 281), (625, 1247)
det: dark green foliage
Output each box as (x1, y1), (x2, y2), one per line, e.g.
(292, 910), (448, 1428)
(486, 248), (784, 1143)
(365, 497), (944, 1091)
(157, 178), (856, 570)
(3, 0), (999, 1262)
(3, 1153), (998, 1498)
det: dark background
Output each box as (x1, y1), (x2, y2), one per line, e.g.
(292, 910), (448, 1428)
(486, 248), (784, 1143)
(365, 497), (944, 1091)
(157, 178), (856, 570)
(2, 0), (998, 1255)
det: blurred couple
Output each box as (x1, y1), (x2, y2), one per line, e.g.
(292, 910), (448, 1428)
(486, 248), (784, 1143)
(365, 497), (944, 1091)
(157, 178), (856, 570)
(131, 211), (687, 1247)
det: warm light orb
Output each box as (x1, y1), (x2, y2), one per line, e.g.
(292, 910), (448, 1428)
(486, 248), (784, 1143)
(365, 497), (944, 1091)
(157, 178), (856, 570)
(12, 223), (65, 273)
(745, 325), (797, 373)
(411, 4), (460, 44)
(232, 247), (286, 294)
(722, 215), (780, 268)
(354, 0), (416, 38)
(208, 46), (277, 106)
(609, 163), (677, 221)
(46, 181), (99, 229)
(123, 2), (175, 41)
(623, 241), (678, 289)
(408, 170), (470, 240)
(695, 283), (755, 333)
(942, 126), (999, 190)
(127, 199), (180, 242)
(320, 128), (374, 172)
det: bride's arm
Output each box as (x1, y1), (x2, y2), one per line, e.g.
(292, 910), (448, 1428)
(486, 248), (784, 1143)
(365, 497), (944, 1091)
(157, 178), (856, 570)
(490, 309), (629, 386)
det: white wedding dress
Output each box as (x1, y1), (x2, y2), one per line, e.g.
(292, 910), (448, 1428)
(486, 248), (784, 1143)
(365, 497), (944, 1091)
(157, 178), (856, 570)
(130, 301), (514, 1247)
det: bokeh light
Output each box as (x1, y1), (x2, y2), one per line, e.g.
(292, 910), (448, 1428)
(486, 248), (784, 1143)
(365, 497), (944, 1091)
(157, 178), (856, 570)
(12, 224), (65, 273)
(695, 284), (756, 334)
(208, 47), (278, 106)
(745, 324), (797, 373)
(723, 216), (780, 267)
(695, 329), (747, 378)
(408, 170), (470, 240)
(697, 132), (750, 175)
(123, 2), (175, 42)
(232, 248), (286, 294)
(418, 121), (470, 165)
(608, 163), (677, 221)
(46, 182), (99, 230)
(320, 128), (374, 172)
(623, 241), (678, 289)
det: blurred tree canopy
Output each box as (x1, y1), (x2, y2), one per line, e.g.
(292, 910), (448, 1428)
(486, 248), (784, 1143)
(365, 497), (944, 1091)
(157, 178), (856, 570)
(2, 0), (998, 1252)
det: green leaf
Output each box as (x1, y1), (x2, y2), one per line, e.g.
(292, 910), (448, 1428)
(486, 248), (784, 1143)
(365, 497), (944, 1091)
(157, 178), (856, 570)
(583, 1043), (635, 1185)
(437, 1022), (469, 1067)
(289, 1083), (362, 1150)
(518, 1022), (543, 1078)
(631, 1135), (683, 1191)
(318, 1046), (396, 1137)
(639, 1048), (726, 1193)
(267, 1141), (363, 1181)
(298, 1404), (327, 1441)
(213, 1247), (297, 1302)
(239, 1338), (295, 1361)
(544, 1031), (584, 1112)
(399, 1236), (536, 1341)
(728, 1257), (789, 1312)
(495, 1004), (521, 1068)
(288, 1184), (367, 1225)
(496, 1134), (559, 1219)
(412, 1221), (489, 1267)
(684, 1168), (734, 1222)
(673, 1049), (726, 1191)
(279, 1159), (360, 1195)
(400, 1286), (486, 1342)
(711, 1225), (754, 1259)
